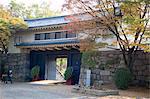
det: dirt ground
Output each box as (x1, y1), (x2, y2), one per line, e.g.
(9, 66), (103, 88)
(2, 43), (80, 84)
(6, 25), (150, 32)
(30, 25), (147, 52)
(1, 81), (149, 99)
(100, 84), (150, 99)
(119, 86), (149, 98)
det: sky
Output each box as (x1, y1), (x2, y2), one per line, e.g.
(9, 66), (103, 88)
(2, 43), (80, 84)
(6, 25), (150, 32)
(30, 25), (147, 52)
(0, 0), (66, 14)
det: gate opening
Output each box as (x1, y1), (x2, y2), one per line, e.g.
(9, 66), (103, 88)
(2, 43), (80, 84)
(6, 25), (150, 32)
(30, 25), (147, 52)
(56, 57), (67, 80)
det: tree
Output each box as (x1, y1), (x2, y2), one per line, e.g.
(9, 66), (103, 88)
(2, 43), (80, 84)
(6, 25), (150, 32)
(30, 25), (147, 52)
(9, 0), (61, 19)
(0, 6), (27, 53)
(63, 0), (150, 72)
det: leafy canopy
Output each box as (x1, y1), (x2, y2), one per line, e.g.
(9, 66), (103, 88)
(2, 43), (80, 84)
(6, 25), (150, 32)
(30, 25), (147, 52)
(0, 6), (27, 53)
(63, 0), (150, 70)
(9, 0), (61, 19)
(63, 0), (150, 52)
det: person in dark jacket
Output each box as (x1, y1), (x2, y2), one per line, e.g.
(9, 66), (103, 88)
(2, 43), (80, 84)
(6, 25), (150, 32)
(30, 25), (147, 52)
(7, 69), (13, 84)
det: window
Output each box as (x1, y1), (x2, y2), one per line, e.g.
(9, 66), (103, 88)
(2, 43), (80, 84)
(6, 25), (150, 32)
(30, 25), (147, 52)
(35, 34), (45, 40)
(67, 32), (76, 38)
(50, 33), (55, 39)
(61, 32), (67, 38)
(55, 32), (61, 39)
(45, 33), (51, 39)
(45, 33), (55, 39)
(35, 31), (76, 40)
(35, 34), (40, 40)
(40, 34), (45, 40)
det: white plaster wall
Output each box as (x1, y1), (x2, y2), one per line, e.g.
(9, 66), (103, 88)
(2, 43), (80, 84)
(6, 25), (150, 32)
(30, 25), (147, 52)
(20, 32), (34, 42)
(8, 35), (21, 53)
(19, 29), (72, 43)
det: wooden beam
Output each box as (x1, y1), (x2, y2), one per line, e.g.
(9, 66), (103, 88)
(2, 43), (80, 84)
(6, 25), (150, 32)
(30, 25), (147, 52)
(63, 46), (70, 50)
(55, 47), (61, 50)
(46, 48), (53, 50)
(31, 48), (38, 51)
(72, 45), (79, 49)
(39, 48), (45, 51)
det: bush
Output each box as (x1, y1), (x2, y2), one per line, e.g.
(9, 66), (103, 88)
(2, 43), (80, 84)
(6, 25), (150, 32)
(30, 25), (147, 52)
(64, 67), (73, 80)
(114, 67), (132, 89)
(31, 65), (40, 79)
(82, 51), (97, 69)
(0, 60), (7, 74)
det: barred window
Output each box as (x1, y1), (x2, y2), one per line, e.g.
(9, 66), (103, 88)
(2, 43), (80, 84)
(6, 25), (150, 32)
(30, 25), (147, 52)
(67, 32), (76, 38)
(55, 32), (61, 39)
(35, 31), (76, 40)
(35, 34), (40, 40)
(35, 34), (45, 40)
(45, 33), (55, 39)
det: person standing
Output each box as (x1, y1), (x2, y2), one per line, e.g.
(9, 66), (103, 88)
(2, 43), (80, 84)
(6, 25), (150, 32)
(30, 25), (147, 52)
(7, 69), (13, 84)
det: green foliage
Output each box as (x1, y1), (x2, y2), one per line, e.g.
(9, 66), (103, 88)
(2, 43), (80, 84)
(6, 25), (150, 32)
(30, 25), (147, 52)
(31, 66), (40, 79)
(114, 67), (132, 89)
(0, 6), (27, 53)
(9, 0), (61, 19)
(0, 60), (7, 74)
(56, 58), (67, 76)
(82, 51), (97, 69)
(64, 67), (73, 80)
(64, 0), (150, 72)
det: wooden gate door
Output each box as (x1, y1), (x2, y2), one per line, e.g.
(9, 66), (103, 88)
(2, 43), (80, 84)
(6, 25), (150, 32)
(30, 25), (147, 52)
(69, 52), (81, 84)
(30, 51), (45, 80)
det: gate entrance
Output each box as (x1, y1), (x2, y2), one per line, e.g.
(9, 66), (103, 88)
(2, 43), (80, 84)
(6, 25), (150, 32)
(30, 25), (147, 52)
(30, 49), (81, 85)
(45, 56), (67, 80)
(56, 57), (67, 80)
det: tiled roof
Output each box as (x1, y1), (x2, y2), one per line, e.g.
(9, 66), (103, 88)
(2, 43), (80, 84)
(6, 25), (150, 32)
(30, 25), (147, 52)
(25, 15), (69, 28)
(24, 14), (92, 28)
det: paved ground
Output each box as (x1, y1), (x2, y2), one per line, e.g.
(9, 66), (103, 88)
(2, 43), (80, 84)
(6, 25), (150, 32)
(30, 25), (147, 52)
(0, 82), (97, 99)
(0, 82), (149, 99)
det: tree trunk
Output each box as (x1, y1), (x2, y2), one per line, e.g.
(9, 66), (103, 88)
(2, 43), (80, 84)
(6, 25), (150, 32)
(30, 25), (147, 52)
(127, 51), (134, 73)
(122, 49), (135, 73)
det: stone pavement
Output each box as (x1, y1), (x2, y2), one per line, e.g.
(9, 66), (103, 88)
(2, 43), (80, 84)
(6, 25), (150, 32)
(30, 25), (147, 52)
(0, 82), (97, 99)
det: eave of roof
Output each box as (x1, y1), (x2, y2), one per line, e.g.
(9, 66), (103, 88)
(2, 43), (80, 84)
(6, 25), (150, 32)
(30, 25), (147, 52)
(15, 39), (80, 47)
(24, 13), (92, 28)
(24, 15), (68, 21)
(25, 15), (70, 28)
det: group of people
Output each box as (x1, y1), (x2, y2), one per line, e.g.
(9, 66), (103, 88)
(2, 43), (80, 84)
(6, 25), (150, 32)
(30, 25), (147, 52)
(1, 69), (13, 84)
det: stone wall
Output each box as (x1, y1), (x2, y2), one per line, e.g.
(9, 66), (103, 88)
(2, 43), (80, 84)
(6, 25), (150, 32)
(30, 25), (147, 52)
(0, 53), (30, 82)
(79, 50), (150, 88)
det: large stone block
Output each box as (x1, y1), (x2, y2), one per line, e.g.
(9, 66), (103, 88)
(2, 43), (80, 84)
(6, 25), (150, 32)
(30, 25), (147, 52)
(91, 74), (96, 80)
(100, 70), (110, 76)
(96, 75), (100, 80)
(0, 53), (30, 82)
(80, 51), (149, 87)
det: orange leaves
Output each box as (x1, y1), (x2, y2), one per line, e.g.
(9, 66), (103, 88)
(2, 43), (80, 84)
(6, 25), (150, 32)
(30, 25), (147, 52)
(0, 6), (27, 53)
(63, 19), (96, 32)
(139, 44), (150, 52)
(64, 15), (80, 22)
(121, 2), (141, 17)
(95, 4), (103, 9)
(112, 41), (118, 46)
(0, 7), (11, 20)
(79, 39), (96, 51)
(63, 0), (149, 53)
(127, 43), (150, 52)
(10, 18), (25, 25)
(10, 18), (18, 25)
